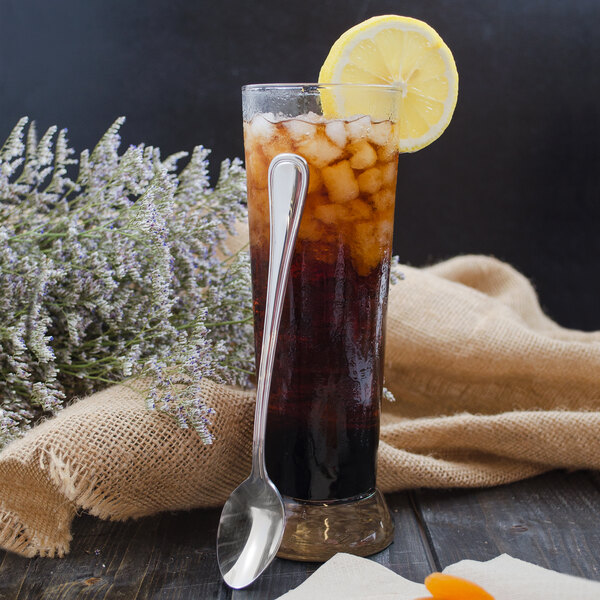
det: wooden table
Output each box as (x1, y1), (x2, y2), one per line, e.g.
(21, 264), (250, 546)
(1, 470), (599, 599)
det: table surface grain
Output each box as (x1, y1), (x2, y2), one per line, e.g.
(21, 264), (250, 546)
(1, 470), (599, 599)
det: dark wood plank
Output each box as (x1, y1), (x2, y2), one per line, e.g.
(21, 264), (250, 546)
(3, 471), (598, 598)
(129, 508), (226, 600)
(0, 490), (432, 600)
(369, 491), (437, 583)
(414, 470), (600, 581)
(0, 511), (226, 600)
(0, 551), (31, 600)
(10, 517), (161, 599)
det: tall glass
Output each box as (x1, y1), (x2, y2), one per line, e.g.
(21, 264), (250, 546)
(242, 84), (399, 561)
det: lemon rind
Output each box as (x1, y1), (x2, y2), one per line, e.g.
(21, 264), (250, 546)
(319, 15), (458, 153)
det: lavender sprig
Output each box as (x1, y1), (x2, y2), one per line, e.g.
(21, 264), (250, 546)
(0, 117), (254, 447)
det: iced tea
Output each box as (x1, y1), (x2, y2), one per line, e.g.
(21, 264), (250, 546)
(244, 110), (398, 501)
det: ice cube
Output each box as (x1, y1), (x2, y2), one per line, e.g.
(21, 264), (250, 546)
(248, 113), (277, 142)
(262, 134), (294, 162)
(353, 221), (374, 243)
(349, 140), (377, 170)
(321, 160), (360, 204)
(376, 219), (394, 247)
(380, 162), (398, 186)
(243, 125), (261, 156)
(348, 198), (373, 221)
(346, 115), (371, 141)
(308, 165), (323, 194)
(371, 188), (396, 212)
(351, 222), (381, 277)
(298, 214), (325, 242)
(368, 121), (393, 146)
(315, 203), (349, 225)
(357, 167), (382, 195)
(298, 111), (325, 123)
(284, 118), (317, 142)
(377, 143), (397, 162)
(325, 120), (347, 147)
(297, 134), (344, 168)
(245, 150), (269, 190)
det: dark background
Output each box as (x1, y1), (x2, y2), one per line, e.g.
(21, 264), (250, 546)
(1, 0), (599, 330)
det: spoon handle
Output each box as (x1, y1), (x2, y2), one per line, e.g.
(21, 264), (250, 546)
(251, 153), (309, 480)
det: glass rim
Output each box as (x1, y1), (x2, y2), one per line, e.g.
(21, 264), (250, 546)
(242, 82), (403, 93)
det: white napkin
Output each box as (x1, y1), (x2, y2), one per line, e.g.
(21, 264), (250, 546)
(277, 553), (425, 600)
(445, 554), (600, 600)
(276, 552), (600, 600)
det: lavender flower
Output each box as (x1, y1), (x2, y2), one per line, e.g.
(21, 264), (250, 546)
(0, 117), (254, 448)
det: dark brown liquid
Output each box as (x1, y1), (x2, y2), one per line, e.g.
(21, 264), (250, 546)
(251, 240), (390, 501)
(244, 113), (398, 502)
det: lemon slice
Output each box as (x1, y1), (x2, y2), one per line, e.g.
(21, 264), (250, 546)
(319, 15), (458, 152)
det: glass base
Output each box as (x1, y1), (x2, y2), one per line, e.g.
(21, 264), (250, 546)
(277, 488), (394, 562)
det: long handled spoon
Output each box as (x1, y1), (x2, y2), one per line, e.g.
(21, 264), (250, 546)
(216, 153), (309, 589)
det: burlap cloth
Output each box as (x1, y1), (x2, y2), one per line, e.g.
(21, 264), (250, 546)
(1, 255), (599, 558)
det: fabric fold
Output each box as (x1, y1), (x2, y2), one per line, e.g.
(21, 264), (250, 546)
(1, 254), (599, 557)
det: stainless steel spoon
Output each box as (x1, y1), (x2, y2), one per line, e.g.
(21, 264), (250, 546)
(216, 153), (309, 590)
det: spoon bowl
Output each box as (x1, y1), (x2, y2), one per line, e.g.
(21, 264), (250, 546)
(217, 476), (285, 588)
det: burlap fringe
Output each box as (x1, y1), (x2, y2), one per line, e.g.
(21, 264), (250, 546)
(40, 449), (126, 521)
(0, 508), (70, 559)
